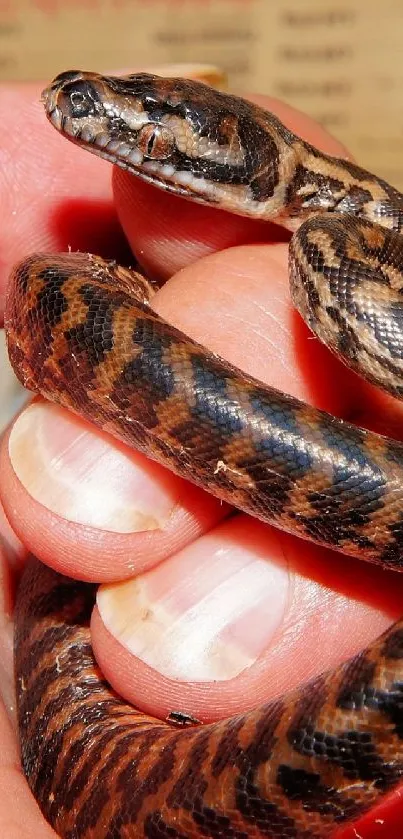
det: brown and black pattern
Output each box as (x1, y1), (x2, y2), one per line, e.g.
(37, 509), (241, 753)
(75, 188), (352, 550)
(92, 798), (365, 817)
(289, 214), (403, 395)
(6, 71), (403, 838)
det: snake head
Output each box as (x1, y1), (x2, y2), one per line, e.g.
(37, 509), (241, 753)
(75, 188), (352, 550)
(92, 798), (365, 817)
(42, 70), (295, 217)
(42, 70), (178, 168)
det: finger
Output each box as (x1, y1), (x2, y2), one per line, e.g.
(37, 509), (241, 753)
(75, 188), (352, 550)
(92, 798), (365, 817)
(0, 402), (226, 580)
(92, 514), (403, 723)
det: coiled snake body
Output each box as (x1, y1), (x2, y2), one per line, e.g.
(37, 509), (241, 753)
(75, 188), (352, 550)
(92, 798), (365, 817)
(5, 71), (403, 838)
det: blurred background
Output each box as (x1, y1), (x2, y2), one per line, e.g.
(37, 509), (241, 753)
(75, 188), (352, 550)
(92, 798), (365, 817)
(1, 0), (403, 426)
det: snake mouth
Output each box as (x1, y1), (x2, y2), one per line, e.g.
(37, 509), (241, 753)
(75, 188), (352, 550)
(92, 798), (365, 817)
(45, 101), (222, 204)
(46, 103), (143, 165)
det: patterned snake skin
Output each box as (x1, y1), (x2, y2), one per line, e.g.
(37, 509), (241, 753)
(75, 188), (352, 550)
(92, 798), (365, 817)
(5, 71), (403, 838)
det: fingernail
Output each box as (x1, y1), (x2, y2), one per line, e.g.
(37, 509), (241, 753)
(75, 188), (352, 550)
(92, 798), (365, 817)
(98, 527), (289, 681)
(8, 401), (177, 533)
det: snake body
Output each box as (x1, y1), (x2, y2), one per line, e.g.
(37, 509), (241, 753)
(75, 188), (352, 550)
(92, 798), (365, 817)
(5, 71), (403, 838)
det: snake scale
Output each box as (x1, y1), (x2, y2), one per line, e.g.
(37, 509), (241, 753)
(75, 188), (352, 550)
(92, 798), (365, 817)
(5, 71), (403, 838)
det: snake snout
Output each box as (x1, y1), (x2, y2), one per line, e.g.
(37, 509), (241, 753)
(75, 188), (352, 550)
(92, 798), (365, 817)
(42, 71), (109, 141)
(42, 70), (179, 174)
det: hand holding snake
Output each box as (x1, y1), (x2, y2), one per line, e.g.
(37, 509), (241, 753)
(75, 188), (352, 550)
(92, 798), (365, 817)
(2, 70), (403, 838)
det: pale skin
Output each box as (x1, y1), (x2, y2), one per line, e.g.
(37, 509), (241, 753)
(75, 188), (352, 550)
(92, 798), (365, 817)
(0, 76), (402, 838)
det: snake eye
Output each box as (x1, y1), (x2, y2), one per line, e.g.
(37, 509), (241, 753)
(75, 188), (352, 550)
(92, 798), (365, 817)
(137, 124), (175, 160)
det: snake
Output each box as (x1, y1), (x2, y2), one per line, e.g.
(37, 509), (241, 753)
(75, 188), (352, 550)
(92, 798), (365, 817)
(5, 70), (403, 838)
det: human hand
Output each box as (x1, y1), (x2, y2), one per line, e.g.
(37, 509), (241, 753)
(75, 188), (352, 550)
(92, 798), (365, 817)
(0, 75), (402, 838)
